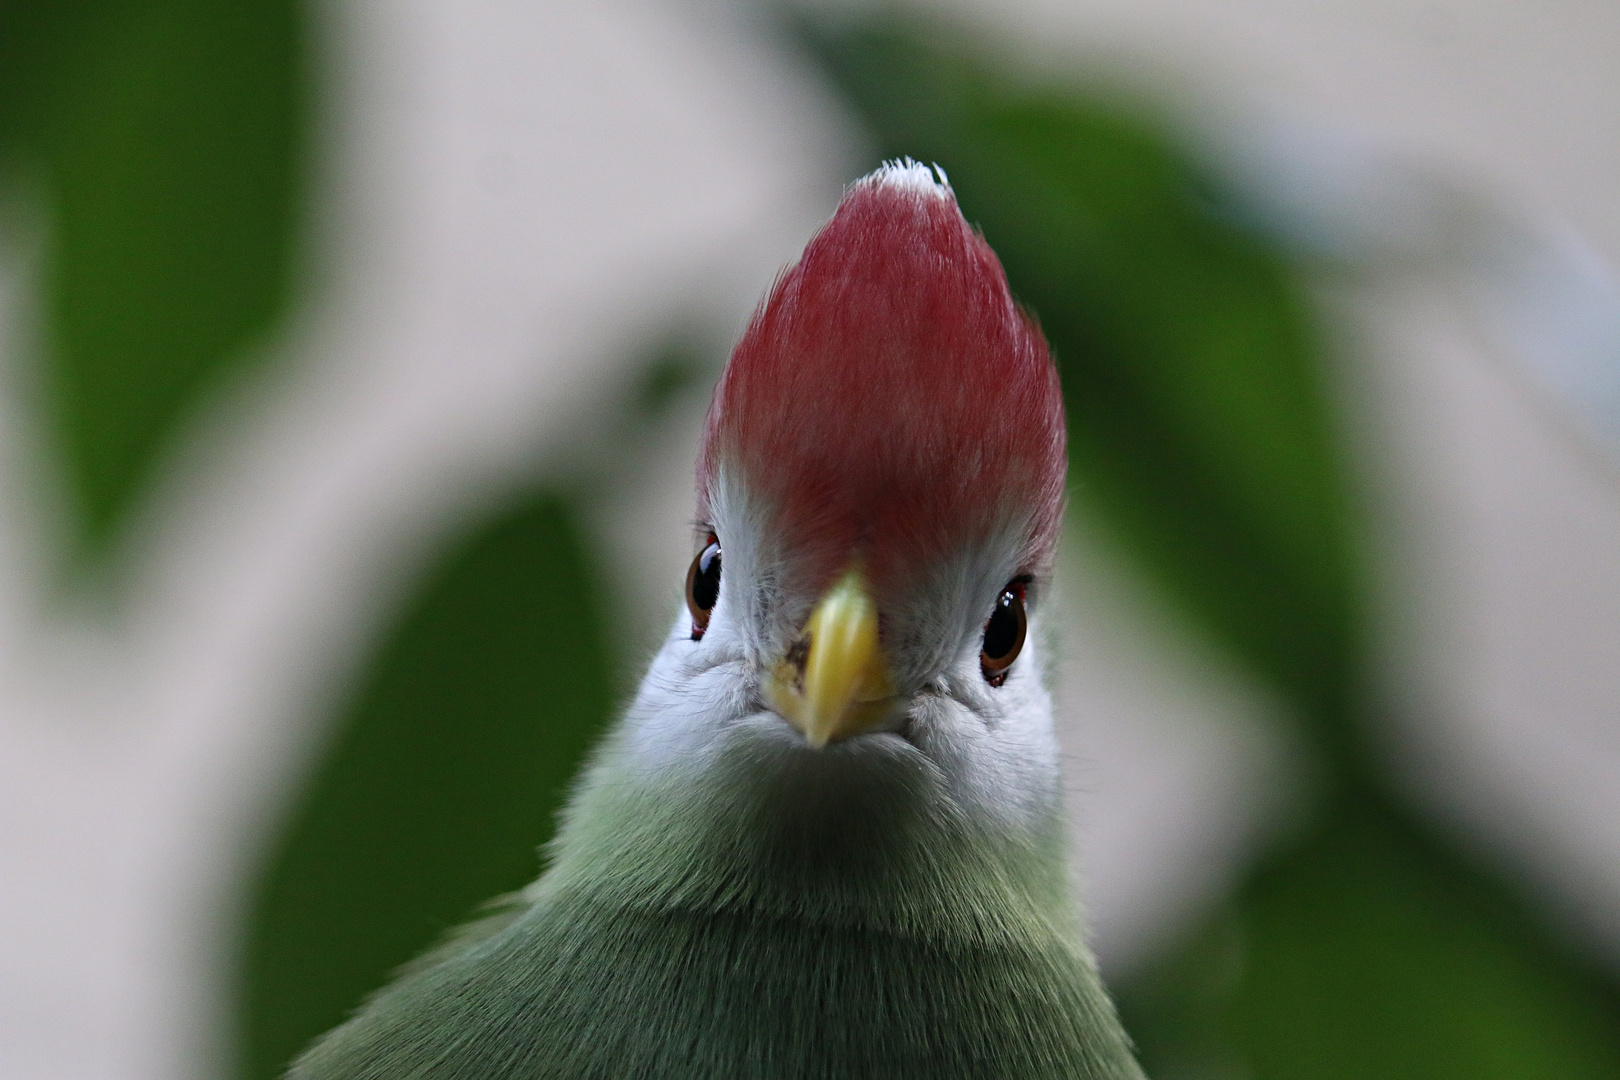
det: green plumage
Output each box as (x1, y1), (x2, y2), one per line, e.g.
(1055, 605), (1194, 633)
(292, 715), (1144, 1078)
(298, 892), (1124, 1078)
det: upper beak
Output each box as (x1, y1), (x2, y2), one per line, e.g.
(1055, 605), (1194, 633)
(763, 567), (898, 748)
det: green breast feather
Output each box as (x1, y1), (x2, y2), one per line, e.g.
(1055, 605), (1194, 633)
(290, 721), (1144, 1079)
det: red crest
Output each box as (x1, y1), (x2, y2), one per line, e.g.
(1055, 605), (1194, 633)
(700, 163), (1066, 598)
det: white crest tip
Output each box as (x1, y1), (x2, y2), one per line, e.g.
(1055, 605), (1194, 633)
(860, 158), (953, 198)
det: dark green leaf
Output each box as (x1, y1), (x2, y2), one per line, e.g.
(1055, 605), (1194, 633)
(1120, 801), (1620, 1080)
(0, 0), (303, 558)
(237, 492), (616, 1080)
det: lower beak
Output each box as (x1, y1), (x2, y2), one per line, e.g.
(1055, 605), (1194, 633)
(763, 567), (897, 748)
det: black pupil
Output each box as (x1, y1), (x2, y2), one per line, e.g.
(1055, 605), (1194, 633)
(983, 590), (1018, 659)
(692, 542), (721, 611)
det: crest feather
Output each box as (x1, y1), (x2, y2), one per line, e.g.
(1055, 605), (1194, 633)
(700, 162), (1066, 595)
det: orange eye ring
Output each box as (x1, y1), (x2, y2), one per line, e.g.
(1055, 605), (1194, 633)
(685, 535), (721, 640)
(980, 579), (1027, 686)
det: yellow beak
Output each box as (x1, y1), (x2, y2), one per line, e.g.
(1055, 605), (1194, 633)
(763, 567), (898, 748)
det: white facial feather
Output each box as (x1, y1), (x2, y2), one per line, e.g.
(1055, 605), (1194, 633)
(596, 467), (1067, 864)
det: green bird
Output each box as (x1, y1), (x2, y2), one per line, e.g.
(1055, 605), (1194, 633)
(292, 161), (1144, 1079)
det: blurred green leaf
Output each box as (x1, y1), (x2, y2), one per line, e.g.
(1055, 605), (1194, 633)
(800, 20), (1360, 731)
(238, 492), (616, 1080)
(0, 0), (303, 559)
(1122, 799), (1620, 1080)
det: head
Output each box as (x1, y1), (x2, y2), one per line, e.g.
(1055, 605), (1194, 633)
(551, 163), (1073, 936)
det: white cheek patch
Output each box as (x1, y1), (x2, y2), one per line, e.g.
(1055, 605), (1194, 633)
(700, 466), (824, 666)
(674, 463), (1064, 836)
(901, 618), (1062, 836)
(879, 514), (1036, 695)
(616, 612), (760, 781)
(613, 506), (1065, 867)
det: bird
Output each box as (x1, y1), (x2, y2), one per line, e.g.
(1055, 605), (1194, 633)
(291, 160), (1145, 1080)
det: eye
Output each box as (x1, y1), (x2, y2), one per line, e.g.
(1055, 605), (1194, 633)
(685, 534), (721, 640)
(980, 579), (1027, 686)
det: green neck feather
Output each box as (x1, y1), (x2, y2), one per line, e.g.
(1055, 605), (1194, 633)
(537, 724), (1084, 952)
